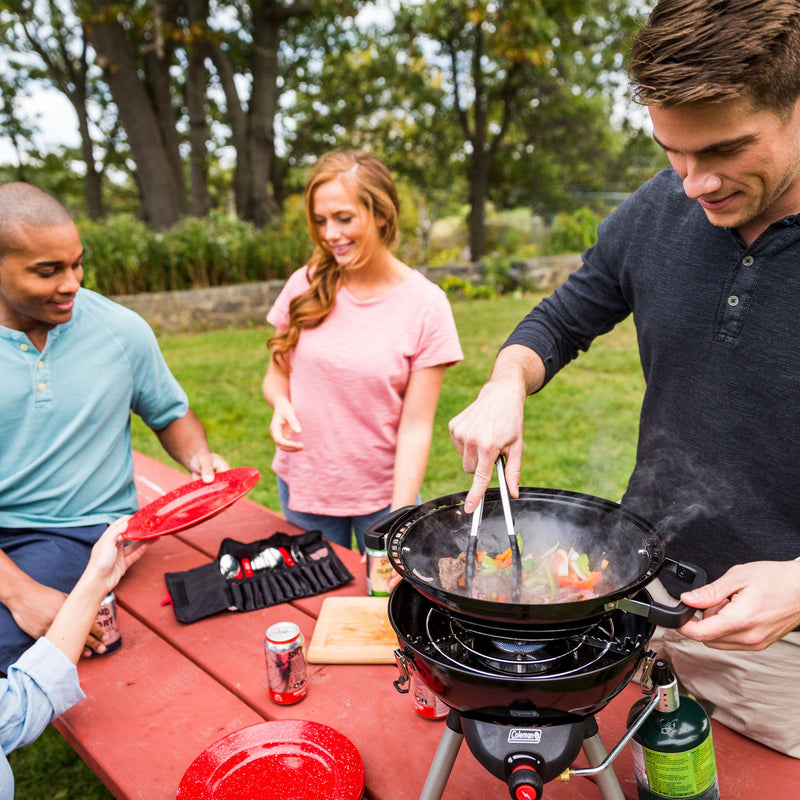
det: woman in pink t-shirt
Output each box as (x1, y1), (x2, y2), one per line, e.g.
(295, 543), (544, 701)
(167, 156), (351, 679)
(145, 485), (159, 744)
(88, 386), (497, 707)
(262, 150), (463, 552)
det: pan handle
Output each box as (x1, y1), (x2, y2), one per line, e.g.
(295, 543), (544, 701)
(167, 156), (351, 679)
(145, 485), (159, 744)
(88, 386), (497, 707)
(363, 505), (417, 551)
(606, 558), (707, 628)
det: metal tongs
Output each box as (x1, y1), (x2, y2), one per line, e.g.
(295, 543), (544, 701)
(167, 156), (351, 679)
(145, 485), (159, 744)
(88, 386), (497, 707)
(464, 455), (523, 602)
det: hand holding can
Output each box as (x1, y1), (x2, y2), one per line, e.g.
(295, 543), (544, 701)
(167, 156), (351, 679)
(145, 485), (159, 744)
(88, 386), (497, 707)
(89, 592), (122, 656)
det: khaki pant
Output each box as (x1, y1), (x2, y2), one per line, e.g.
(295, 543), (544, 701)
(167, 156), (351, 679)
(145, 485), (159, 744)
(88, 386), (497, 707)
(641, 579), (800, 759)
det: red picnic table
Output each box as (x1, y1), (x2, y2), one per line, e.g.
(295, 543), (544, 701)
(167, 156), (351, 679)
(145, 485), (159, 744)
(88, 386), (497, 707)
(52, 452), (798, 799)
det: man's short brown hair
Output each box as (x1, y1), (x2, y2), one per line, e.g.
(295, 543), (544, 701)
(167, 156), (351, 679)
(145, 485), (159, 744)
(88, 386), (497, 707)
(629, 0), (800, 117)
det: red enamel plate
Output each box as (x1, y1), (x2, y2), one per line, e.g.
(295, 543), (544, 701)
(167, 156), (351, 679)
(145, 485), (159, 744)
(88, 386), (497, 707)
(176, 720), (366, 800)
(124, 467), (260, 541)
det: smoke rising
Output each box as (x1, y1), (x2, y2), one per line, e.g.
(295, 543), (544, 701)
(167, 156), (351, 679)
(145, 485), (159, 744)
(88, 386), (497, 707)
(621, 428), (741, 545)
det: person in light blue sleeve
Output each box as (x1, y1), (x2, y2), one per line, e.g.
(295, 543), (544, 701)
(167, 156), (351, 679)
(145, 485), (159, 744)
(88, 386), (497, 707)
(0, 182), (229, 672)
(0, 517), (149, 800)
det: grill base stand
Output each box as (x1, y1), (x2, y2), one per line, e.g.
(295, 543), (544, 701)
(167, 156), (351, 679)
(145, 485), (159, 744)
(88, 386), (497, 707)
(418, 710), (625, 800)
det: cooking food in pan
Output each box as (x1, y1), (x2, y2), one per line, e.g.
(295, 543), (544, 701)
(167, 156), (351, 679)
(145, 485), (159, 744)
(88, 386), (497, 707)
(366, 487), (705, 625)
(439, 540), (611, 603)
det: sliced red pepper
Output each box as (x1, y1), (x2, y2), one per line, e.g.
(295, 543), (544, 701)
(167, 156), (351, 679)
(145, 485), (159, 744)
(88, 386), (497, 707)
(557, 571), (602, 591)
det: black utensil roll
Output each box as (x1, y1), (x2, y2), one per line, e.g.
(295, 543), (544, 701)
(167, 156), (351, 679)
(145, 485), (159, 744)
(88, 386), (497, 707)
(164, 529), (355, 623)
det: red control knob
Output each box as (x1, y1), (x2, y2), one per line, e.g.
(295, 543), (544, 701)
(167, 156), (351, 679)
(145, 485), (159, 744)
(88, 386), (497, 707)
(508, 764), (543, 800)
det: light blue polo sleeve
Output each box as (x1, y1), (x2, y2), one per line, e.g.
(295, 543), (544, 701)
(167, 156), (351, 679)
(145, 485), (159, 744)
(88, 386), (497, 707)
(123, 315), (189, 430)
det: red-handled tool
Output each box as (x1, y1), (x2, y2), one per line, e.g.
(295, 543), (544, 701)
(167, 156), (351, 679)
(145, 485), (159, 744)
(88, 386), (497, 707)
(277, 546), (296, 567)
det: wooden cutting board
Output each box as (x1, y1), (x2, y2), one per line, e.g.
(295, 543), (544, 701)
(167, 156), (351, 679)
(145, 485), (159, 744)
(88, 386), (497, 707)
(307, 596), (399, 664)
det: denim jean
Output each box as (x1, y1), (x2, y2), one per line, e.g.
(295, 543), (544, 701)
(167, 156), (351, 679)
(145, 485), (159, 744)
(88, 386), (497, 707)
(0, 523), (107, 672)
(276, 476), (391, 554)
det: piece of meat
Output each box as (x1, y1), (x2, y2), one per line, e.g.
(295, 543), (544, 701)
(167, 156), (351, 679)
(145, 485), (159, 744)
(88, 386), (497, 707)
(438, 552), (467, 591)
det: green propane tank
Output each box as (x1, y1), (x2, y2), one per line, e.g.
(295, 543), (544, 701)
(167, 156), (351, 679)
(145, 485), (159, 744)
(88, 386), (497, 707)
(627, 658), (719, 800)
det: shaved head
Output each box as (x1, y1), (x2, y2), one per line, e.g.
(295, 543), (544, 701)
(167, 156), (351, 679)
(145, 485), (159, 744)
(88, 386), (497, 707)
(0, 183), (73, 260)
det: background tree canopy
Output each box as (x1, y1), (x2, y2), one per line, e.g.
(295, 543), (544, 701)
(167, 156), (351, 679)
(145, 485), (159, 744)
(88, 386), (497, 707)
(0, 0), (663, 261)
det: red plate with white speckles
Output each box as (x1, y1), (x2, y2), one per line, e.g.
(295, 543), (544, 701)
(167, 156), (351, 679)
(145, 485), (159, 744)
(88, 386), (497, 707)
(124, 467), (260, 540)
(176, 720), (365, 800)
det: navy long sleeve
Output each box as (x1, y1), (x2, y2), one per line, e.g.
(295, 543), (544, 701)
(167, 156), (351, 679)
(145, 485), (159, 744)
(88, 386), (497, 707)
(506, 167), (800, 587)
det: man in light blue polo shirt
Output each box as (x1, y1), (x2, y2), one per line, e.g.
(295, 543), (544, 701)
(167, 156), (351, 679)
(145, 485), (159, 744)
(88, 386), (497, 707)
(0, 182), (229, 672)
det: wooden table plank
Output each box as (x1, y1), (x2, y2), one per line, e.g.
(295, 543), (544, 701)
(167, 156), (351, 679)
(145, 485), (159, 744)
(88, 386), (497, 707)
(54, 609), (266, 800)
(114, 531), (615, 799)
(126, 453), (798, 799)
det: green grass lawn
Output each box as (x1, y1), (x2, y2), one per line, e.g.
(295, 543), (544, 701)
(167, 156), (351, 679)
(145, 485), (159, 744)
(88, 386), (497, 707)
(129, 292), (644, 506)
(9, 291), (644, 798)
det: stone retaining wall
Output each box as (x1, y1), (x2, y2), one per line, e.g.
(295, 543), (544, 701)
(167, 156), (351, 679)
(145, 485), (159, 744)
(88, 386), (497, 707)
(112, 254), (581, 333)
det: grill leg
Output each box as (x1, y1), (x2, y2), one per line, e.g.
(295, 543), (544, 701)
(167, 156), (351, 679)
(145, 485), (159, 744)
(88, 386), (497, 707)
(582, 727), (625, 800)
(418, 709), (463, 800)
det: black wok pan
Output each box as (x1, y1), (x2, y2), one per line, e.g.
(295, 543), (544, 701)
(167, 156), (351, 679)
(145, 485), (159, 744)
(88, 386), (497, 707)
(364, 487), (704, 627)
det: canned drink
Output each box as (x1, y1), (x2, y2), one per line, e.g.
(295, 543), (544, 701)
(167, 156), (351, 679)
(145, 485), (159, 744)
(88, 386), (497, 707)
(411, 671), (448, 720)
(92, 592), (121, 656)
(265, 621), (308, 704)
(366, 547), (393, 596)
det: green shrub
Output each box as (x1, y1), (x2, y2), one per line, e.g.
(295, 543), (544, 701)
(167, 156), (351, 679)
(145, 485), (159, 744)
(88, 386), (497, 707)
(480, 254), (520, 294)
(437, 274), (496, 299)
(77, 211), (311, 296)
(485, 218), (530, 256)
(542, 207), (603, 255)
(428, 246), (464, 267)
(74, 203), (607, 296)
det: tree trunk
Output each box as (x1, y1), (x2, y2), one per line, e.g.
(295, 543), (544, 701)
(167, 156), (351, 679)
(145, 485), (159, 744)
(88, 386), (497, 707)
(75, 101), (104, 219)
(468, 152), (489, 261)
(467, 23), (488, 261)
(207, 0), (314, 225)
(186, 0), (211, 217)
(84, 0), (185, 228)
(245, 1), (281, 226)
(11, 12), (106, 218)
(207, 41), (252, 221)
(70, 38), (103, 218)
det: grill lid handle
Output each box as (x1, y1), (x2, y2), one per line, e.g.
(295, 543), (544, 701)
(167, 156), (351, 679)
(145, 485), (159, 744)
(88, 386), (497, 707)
(364, 505), (416, 551)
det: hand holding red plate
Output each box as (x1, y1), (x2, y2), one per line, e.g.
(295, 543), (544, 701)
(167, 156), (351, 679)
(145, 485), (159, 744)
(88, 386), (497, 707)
(124, 467), (260, 541)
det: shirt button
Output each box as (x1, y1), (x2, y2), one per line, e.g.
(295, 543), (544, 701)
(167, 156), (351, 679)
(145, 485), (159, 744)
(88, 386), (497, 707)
(20, 343), (29, 351)
(742, 255), (754, 266)
(727, 295), (740, 307)
(37, 361), (44, 368)
(38, 382), (46, 391)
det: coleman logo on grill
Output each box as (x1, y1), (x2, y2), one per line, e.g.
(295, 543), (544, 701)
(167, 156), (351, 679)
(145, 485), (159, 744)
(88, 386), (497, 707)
(508, 729), (542, 744)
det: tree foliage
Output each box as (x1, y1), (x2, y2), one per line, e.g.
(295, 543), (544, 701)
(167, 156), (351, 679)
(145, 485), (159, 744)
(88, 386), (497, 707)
(390, 0), (648, 258)
(0, 0), (664, 252)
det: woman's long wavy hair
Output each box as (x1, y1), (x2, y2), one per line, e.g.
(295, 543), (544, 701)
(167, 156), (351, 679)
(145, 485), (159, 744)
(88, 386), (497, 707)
(268, 150), (400, 371)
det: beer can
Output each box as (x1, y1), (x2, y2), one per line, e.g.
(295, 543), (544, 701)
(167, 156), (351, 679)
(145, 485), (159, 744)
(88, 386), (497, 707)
(93, 592), (122, 656)
(412, 671), (448, 720)
(265, 621), (308, 704)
